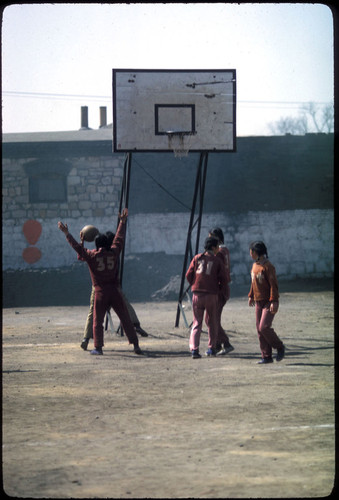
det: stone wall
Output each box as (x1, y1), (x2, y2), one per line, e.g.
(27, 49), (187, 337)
(2, 133), (334, 306)
(2, 153), (125, 270)
(2, 155), (123, 221)
(124, 209), (334, 283)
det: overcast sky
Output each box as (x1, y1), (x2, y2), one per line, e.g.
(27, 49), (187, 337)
(2, 2), (334, 136)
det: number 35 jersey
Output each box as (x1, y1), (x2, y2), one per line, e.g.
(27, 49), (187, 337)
(65, 221), (126, 289)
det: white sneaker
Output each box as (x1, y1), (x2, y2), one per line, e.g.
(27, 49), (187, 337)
(216, 345), (234, 356)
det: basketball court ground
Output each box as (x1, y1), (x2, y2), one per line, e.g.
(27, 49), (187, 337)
(2, 285), (334, 498)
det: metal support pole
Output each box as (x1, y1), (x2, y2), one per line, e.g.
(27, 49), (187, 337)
(195, 152), (208, 255)
(118, 152), (132, 286)
(175, 152), (209, 327)
(116, 152), (132, 336)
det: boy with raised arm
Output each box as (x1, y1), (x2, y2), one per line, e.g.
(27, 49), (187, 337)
(58, 209), (143, 355)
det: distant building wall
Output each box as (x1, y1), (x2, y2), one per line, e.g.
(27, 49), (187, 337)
(2, 133), (334, 304)
(125, 209), (333, 284)
(2, 145), (125, 270)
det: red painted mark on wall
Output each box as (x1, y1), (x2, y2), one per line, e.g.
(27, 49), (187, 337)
(22, 220), (42, 264)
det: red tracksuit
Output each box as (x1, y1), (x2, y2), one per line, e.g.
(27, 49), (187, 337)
(65, 221), (139, 349)
(248, 258), (283, 359)
(186, 250), (228, 351)
(205, 245), (232, 348)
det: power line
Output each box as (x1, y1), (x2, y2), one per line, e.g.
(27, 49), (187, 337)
(2, 90), (111, 101)
(2, 90), (332, 107)
(132, 157), (191, 211)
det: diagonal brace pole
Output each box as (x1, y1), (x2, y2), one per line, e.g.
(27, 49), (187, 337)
(175, 152), (208, 327)
(110, 152), (132, 337)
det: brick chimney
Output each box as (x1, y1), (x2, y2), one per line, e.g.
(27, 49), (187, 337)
(99, 107), (107, 128)
(80, 106), (89, 129)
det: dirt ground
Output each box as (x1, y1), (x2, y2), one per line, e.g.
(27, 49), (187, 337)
(2, 288), (335, 499)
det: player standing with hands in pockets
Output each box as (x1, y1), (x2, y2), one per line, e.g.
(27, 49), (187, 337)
(58, 209), (143, 356)
(248, 241), (285, 364)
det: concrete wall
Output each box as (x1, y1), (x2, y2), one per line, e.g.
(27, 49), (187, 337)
(125, 209), (334, 283)
(2, 133), (334, 305)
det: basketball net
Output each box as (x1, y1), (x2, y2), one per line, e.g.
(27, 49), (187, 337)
(167, 131), (195, 158)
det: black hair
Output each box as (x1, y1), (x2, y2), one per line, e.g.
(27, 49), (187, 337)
(95, 233), (110, 250)
(105, 231), (115, 246)
(249, 241), (268, 257)
(209, 227), (224, 244)
(204, 236), (219, 251)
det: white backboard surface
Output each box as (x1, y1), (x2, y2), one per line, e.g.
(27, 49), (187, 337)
(113, 69), (236, 153)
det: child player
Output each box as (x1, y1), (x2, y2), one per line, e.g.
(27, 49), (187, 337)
(186, 236), (228, 359)
(206, 227), (234, 355)
(58, 209), (143, 356)
(80, 230), (148, 351)
(248, 241), (285, 364)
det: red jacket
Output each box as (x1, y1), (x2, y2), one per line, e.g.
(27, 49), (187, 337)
(186, 251), (228, 295)
(248, 259), (279, 302)
(216, 245), (231, 302)
(65, 220), (126, 289)
(217, 245), (231, 284)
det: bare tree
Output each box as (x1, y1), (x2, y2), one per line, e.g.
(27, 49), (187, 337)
(319, 104), (334, 133)
(268, 102), (334, 135)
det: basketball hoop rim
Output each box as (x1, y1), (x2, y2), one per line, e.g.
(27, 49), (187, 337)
(166, 130), (196, 158)
(165, 130), (197, 136)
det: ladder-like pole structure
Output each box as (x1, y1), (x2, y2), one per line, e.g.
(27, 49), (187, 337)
(118, 152), (132, 286)
(175, 152), (208, 327)
(108, 152), (132, 337)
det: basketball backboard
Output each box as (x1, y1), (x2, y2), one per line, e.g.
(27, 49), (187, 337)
(113, 69), (236, 153)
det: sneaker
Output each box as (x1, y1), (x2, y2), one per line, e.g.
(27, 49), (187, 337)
(135, 326), (149, 337)
(191, 349), (201, 359)
(216, 345), (234, 356)
(80, 338), (89, 350)
(276, 345), (285, 362)
(134, 346), (144, 355)
(257, 357), (273, 364)
(205, 348), (217, 356)
(90, 348), (103, 355)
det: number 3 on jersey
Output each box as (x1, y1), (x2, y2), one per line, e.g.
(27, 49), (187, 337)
(196, 260), (213, 275)
(96, 255), (115, 271)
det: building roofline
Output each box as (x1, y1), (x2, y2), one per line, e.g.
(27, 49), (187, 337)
(2, 126), (113, 143)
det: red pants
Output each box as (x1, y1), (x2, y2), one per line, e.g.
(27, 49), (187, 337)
(189, 293), (218, 351)
(205, 294), (231, 347)
(255, 300), (283, 358)
(93, 285), (139, 349)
